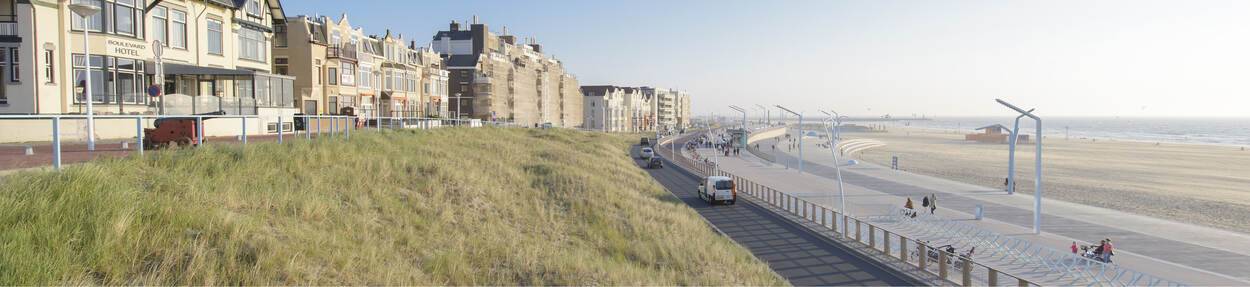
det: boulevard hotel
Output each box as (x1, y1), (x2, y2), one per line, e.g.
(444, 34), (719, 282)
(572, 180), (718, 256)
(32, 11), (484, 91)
(0, 0), (296, 132)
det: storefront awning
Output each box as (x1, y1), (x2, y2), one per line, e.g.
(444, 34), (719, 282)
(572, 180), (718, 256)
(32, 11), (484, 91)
(145, 61), (254, 76)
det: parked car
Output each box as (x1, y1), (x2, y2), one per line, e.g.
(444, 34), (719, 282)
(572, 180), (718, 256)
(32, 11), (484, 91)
(698, 176), (736, 205)
(640, 147), (654, 159)
(647, 157), (663, 169)
(641, 137), (651, 146)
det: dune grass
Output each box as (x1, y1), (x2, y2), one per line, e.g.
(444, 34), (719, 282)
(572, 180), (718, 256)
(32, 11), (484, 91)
(0, 127), (784, 285)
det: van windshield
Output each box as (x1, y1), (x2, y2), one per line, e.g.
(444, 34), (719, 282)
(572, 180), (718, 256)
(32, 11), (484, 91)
(714, 180), (735, 190)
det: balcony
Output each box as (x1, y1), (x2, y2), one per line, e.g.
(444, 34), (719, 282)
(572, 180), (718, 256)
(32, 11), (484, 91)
(0, 17), (15, 36)
(326, 44), (357, 62)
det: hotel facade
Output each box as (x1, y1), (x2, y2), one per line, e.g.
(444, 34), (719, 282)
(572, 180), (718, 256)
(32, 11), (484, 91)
(1, 0), (295, 115)
(0, 0), (296, 141)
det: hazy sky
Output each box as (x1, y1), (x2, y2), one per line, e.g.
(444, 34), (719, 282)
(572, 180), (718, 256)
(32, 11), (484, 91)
(288, 0), (1250, 118)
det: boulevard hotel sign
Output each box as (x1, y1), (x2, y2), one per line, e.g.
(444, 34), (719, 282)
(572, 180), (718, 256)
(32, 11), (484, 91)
(105, 38), (149, 59)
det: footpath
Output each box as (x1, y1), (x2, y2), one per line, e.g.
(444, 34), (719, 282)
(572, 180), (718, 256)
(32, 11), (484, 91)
(694, 128), (1250, 286)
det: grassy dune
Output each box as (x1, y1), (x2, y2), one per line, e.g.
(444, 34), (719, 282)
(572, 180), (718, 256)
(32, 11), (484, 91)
(0, 128), (784, 285)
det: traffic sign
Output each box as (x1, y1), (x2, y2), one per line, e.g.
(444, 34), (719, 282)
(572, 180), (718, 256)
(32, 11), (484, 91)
(147, 84), (161, 98)
(151, 40), (163, 58)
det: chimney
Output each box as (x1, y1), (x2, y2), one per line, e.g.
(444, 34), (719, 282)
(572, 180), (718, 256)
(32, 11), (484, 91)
(449, 20), (460, 31)
(503, 26), (508, 36)
(472, 15), (478, 24)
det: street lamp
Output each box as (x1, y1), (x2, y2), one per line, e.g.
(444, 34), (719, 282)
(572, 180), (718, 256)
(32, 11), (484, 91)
(754, 104), (768, 126)
(822, 110), (854, 221)
(997, 99), (1043, 235)
(776, 105), (803, 174)
(729, 105), (747, 151)
(1007, 107), (1034, 195)
(70, 3), (101, 151)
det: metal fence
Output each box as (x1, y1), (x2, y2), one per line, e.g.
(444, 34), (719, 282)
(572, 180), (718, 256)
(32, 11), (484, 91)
(0, 114), (523, 170)
(654, 134), (1185, 287)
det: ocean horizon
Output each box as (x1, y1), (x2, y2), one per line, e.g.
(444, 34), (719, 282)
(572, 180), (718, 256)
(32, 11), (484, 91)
(846, 116), (1250, 147)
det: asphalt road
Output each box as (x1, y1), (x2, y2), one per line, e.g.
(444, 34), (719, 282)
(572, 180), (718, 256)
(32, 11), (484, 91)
(632, 142), (916, 286)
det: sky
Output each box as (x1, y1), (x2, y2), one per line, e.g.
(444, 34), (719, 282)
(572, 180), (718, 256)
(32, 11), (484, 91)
(286, 0), (1250, 118)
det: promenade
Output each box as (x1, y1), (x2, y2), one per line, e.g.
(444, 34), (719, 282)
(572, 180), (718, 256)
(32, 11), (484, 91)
(693, 127), (1250, 286)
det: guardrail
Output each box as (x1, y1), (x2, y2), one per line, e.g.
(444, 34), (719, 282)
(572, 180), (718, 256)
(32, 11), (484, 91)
(656, 133), (1185, 287)
(0, 114), (521, 170)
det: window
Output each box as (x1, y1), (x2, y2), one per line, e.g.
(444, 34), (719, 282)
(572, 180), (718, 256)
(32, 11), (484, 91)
(245, 0), (262, 17)
(150, 6), (167, 46)
(273, 24), (287, 47)
(358, 66), (370, 88)
(113, 0), (137, 36)
(43, 49), (53, 83)
(69, 0), (103, 32)
(70, 0), (143, 38)
(8, 48), (18, 83)
(274, 58), (288, 75)
(327, 96), (338, 114)
(330, 30), (341, 46)
(424, 83), (430, 94)
(384, 70), (392, 90)
(170, 10), (187, 49)
(237, 27), (266, 62)
(207, 19), (223, 55)
(327, 67), (337, 85)
(339, 62), (355, 86)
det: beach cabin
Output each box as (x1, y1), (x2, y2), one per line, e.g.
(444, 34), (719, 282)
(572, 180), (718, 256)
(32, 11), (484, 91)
(966, 124), (1029, 143)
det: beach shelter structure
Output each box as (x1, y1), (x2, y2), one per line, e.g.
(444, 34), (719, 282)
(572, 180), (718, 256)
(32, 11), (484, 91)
(966, 124), (1029, 143)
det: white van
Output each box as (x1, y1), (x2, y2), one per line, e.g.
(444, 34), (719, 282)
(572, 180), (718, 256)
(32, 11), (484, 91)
(698, 176), (737, 205)
(640, 147), (654, 159)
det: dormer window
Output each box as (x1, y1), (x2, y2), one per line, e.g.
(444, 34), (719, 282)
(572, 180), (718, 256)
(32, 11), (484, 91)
(245, 0), (263, 17)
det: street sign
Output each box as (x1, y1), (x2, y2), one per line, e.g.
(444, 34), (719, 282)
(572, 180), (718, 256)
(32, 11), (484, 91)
(151, 40), (163, 58)
(147, 84), (161, 98)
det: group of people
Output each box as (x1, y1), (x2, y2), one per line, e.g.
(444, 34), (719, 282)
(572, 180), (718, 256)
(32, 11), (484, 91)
(1071, 238), (1114, 263)
(903, 194), (939, 217)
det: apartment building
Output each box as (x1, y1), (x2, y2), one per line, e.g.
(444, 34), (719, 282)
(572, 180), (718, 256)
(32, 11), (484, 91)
(641, 86), (677, 132)
(1, 0), (295, 116)
(580, 85), (625, 132)
(431, 16), (581, 127)
(413, 46), (448, 117)
(676, 90), (690, 128)
(274, 14), (448, 120)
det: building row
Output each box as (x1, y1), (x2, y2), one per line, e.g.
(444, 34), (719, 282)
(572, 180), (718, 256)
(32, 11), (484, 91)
(0, 0), (690, 136)
(580, 85), (690, 133)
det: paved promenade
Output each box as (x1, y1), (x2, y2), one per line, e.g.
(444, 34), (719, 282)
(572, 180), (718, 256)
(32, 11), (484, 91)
(694, 128), (1250, 286)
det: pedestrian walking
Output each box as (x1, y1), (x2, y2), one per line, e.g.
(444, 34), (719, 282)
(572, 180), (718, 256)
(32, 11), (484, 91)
(922, 195), (930, 209)
(904, 198), (916, 218)
(1101, 238), (1114, 263)
(1071, 242), (1079, 254)
(929, 193), (937, 214)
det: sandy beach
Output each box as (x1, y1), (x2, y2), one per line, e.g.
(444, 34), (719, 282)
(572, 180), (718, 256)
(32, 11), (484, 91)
(824, 127), (1250, 234)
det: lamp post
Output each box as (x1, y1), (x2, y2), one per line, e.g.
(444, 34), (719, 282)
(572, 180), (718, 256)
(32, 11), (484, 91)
(822, 110), (854, 219)
(755, 103), (765, 124)
(70, 3), (101, 151)
(1007, 108), (1034, 195)
(997, 99), (1043, 235)
(729, 105), (747, 151)
(776, 105), (803, 174)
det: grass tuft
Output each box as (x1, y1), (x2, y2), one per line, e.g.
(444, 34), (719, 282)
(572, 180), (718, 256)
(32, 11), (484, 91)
(0, 127), (784, 285)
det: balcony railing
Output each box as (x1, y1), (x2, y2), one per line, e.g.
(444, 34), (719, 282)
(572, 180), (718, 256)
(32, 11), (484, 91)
(0, 21), (16, 36)
(327, 44), (357, 61)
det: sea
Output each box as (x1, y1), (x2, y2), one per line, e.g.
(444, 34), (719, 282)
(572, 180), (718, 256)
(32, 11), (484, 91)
(846, 117), (1250, 147)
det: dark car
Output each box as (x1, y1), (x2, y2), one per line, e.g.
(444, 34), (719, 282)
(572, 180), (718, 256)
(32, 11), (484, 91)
(641, 137), (651, 146)
(647, 157), (663, 169)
